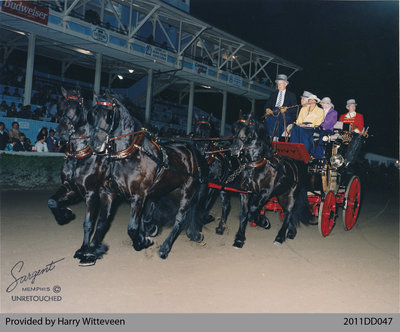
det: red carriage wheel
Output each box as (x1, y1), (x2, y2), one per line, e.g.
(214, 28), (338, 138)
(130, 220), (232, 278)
(343, 176), (361, 231)
(318, 190), (336, 237)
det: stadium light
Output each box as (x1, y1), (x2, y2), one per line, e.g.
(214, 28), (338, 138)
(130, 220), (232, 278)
(74, 48), (92, 55)
(117, 75), (123, 80)
(128, 69), (134, 73)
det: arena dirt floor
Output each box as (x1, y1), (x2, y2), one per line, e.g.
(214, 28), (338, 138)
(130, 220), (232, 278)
(1, 188), (399, 313)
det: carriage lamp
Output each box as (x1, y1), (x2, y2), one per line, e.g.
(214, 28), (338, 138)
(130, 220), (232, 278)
(322, 135), (329, 142)
(330, 154), (344, 168)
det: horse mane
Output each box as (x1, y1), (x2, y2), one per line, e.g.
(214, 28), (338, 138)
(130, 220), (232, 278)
(251, 117), (275, 160)
(113, 97), (143, 132)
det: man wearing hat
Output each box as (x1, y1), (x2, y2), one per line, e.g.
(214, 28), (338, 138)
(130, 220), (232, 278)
(264, 74), (297, 138)
(339, 99), (364, 133)
(290, 94), (324, 153)
(313, 97), (338, 158)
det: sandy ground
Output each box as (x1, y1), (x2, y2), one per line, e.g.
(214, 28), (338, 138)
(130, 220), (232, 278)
(1, 188), (398, 313)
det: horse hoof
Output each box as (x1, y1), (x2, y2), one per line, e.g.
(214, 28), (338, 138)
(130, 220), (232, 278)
(287, 230), (297, 239)
(192, 232), (204, 243)
(257, 216), (271, 229)
(158, 247), (169, 260)
(215, 226), (225, 235)
(205, 215), (215, 224)
(274, 236), (284, 244)
(73, 250), (84, 259)
(273, 240), (282, 245)
(55, 209), (75, 225)
(79, 254), (96, 266)
(233, 240), (244, 248)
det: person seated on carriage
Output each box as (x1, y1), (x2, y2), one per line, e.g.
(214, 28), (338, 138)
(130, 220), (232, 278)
(281, 90), (312, 138)
(339, 99), (364, 134)
(264, 74), (297, 139)
(312, 97), (338, 158)
(289, 94), (324, 153)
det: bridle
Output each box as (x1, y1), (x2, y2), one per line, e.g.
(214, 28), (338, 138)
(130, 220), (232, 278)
(61, 95), (84, 137)
(60, 96), (93, 159)
(94, 100), (118, 139)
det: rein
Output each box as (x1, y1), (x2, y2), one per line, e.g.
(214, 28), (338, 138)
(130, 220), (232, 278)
(157, 135), (232, 142)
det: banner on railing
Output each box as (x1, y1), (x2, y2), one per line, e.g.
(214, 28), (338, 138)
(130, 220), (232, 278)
(227, 73), (243, 88)
(145, 45), (168, 63)
(1, 0), (49, 26)
(91, 27), (109, 43)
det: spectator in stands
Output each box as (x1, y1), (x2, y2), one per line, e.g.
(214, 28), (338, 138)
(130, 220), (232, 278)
(8, 121), (21, 141)
(36, 127), (48, 142)
(290, 94), (324, 153)
(48, 99), (58, 120)
(25, 138), (33, 152)
(14, 133), (30, 152)
(5, 138), (18, 151)
(0, 100), (8, 112)
(21, 105), (33, 119)
(339, 99), (364, 133)
(2, 86), (10, 97)
(17, 103), (23, 113)
(46, 129), (60, 152)
(35, 133), (49, 152)
(264, 74), (297, 139)
(0, 122), (9, 150)
(6, 102), (17, 117)
(13, 88), (21, 98)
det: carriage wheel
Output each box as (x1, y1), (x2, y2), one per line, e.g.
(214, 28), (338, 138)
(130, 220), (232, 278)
(343, 176), (361, 231)
(318, 190), (336, 237)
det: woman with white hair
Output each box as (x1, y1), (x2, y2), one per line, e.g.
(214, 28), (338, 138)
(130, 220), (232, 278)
(313, 97), (338, 158)
(289, 94), (324, 153)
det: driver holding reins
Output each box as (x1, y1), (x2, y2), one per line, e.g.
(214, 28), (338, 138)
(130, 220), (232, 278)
(264, 74), (297, 139)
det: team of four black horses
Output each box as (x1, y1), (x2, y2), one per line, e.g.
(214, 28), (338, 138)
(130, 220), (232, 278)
(49, 88), (310, 265)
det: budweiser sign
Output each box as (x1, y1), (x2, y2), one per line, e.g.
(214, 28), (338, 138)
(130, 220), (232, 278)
(1, 0), (49, 25)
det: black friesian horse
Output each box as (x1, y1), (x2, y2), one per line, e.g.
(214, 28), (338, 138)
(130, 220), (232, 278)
(88, 93), (208, 259)
(230, 111), (311, 247)
(49, 87), (108, 265)
(193, 114), (232, 234)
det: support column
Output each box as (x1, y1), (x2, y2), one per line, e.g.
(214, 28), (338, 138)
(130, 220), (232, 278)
(145, 68), (153, 124)
(220, 90), (227, 136)
(93, 53), (102, 103)
(23, 33), (35, 106)
(251, 98), (255, 114)
(186, 81), (195, 135)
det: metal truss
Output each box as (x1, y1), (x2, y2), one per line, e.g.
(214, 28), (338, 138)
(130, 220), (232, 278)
(1, 0), (301, 100)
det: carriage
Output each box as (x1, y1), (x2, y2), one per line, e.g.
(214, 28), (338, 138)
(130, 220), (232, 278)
(258, 122), (365, 237)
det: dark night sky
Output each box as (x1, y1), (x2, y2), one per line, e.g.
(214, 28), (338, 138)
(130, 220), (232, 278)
(189, 0), (399, 158)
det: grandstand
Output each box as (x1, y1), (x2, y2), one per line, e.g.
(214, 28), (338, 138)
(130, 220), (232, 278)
(0, 0), (301, 144)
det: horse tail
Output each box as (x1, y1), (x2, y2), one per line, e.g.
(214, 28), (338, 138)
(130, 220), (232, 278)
(290, 185), (312, 227)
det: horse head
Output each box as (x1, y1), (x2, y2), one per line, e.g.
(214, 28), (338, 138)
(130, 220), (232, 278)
(194, 113), (215, 155)
(231, 110), (268, 160)
(56, 87), (86, 141)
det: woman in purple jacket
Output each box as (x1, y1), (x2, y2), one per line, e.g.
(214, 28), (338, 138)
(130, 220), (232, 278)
(313, 97), (338, 158)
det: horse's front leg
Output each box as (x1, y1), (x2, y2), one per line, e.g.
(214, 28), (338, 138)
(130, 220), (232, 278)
(73, 190), (102, 261)
(48, 185), (80, 225)
(216, 190), (231, 235)
(233, 193), (250, 248)
(77, 189), (113, 266)
(127, 194), (154, 252)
